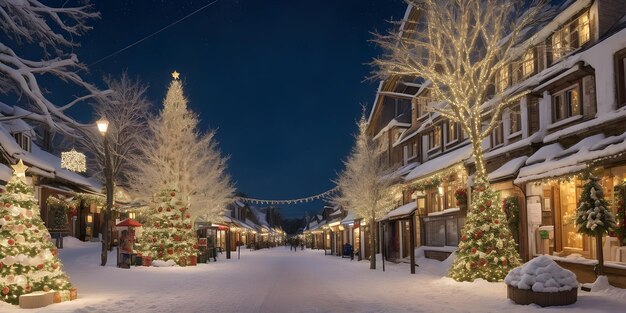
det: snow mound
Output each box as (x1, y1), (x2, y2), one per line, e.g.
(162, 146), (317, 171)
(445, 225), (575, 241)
(505, 255), (578, 292)
(152, 259), (177, 267)
(591, 276), (610, 292)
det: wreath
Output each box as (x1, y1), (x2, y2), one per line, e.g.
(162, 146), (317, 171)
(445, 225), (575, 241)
(502, 196), (520, 228)
(47, 196), (70, 230)
(614, 183), (626, 246)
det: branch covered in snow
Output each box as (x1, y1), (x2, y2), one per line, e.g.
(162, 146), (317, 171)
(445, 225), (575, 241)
(0, 0), (106, 134)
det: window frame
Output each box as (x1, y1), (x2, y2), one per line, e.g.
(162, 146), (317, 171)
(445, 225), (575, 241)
(551, 11), (590, 63)
(446, 121), (459, 145)
(616, 48), (626, 108)
(428, 125), (442, 151)
(521, 49), (535, 78)
(552, 84), (582, 123)
(508, 104), (522, 136)
(12, 132), (31, 152)
(491, 117), (504, 148)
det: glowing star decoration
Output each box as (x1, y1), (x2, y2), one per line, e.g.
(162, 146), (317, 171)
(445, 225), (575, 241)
(171, 70), (180, 80)
(61, 148), (87, 173)
(11, 159), (28, 180)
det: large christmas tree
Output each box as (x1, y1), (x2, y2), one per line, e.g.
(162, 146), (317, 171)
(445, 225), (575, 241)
(575, 175), (616, 275)
(0, 160), (74, 305)
(132, 71), (233, 265)
(449, 178), (521, 282)
(138, 190), (196, 266)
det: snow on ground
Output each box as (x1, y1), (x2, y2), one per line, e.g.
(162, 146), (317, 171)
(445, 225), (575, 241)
(1, 237), (626, 312)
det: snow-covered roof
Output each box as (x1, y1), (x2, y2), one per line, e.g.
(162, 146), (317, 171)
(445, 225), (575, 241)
(488, 156), (528, 182)
(250, 206), (270, 228)
(514, 131), (626, 184)
(385, 162), (419, 180)
(340, 211), (357, 224)
(405, 145), (472, 182)
(0, 164), (12, 182)
(0, 118), (101, 192)
(373, 119), (411, 140)
(380, 202), (417, 221)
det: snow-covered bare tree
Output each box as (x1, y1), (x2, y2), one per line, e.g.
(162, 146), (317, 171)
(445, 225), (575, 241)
(0, 0), (107, 133)
(372, 0), (549, 281)
(129, 72), (234, 222)
(78, 73), (150, 186)
(334, 113), (395, 270)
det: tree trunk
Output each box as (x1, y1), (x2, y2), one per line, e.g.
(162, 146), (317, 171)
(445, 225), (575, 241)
(471, 139), (489, 186)
(596, 234), (604, 276)
(369, 216), (376, 270)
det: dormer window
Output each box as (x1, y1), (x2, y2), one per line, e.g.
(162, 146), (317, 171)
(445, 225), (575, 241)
(13, 132), (31, 152)
(551, 11), (591, 62)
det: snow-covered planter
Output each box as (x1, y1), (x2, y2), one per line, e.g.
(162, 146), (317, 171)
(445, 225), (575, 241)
(504, 255), (578, 307)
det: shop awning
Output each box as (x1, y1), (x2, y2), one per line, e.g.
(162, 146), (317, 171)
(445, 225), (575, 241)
(488, 156), (528, 182)
(404, 145), (472, 182)
(380, 202), (417, 221)
(514, 132), (626, 185)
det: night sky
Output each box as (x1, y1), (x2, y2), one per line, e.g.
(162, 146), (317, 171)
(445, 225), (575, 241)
(67, 0), (407, 219)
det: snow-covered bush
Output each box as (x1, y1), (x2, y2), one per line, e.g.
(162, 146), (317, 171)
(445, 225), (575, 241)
(505, 255), (578, 292)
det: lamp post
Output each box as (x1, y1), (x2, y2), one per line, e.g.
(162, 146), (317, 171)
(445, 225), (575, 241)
(97, 118), (113, 266)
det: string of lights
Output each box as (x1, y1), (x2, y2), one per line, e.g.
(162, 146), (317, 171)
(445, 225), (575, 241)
(238, 187), (339, 205)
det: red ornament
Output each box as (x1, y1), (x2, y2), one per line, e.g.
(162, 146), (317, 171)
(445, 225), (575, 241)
(4, 203), (10, 208)
(158, 207), (163, 213)
(485, 200), (492, 207)
(4, 215), (11, 221)
(479, 258), (487, 266)
(25, 285), (31, 293)
(170, 192), (176, 197)
(52, 263), (59, 270)
(502, 259), (508, 266)
(52, 249), (58, 256)
(166, 207), (171, 212)
(461, 235), (467, 241)
(174, 235), (180, 241)
(167, 249), (174, 255)
(186, 224), (192, 229)
(479, 206), (485, 212)
(1, 287), (8, 295)
(185, 214), (190, 219)
(471, 247), (477, 254)
(7, 239), (14, 246)
(193, 244), (198, 250)
(37, 264), (44, 270)
(26, 223), (32, 228)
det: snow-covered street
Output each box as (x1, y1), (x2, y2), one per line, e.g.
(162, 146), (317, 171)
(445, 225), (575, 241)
(1, 238), (624, 313)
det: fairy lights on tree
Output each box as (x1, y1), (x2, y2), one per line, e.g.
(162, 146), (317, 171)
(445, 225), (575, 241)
(373, 0), (549, 281)
(0, 160), (76, 305)
(334, 113), (396, 270)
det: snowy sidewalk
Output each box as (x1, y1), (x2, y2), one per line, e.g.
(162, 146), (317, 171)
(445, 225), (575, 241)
(2, 238), (626, 312)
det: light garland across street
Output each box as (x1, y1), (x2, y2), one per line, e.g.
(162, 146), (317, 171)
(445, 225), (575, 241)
(238, 187), (339, 205)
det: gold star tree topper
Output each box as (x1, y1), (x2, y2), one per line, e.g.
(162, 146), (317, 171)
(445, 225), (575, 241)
(172, 70), (180, 80)
(11, 159), (28, 179)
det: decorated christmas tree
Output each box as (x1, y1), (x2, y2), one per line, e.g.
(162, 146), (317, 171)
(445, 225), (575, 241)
(449, 178), (521, 282)
(0, 160), (75, 305)
(575, 175), (616, 275)
(138, 190), (197, 266)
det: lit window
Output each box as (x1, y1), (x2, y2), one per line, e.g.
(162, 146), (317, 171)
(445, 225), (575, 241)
(509, 104), (522, 134)
(429, 125), (441, 150)
(496, 66), (509, 93)
(552, 85), (581, 122)
(521, 50), (535, 78)
(492, 117), (504, 148)
(447, 122), (458, 143)
(552, 11), (590, 62)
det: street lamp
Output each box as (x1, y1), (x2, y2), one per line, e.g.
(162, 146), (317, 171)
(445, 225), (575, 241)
(97, 118), (113, 266)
